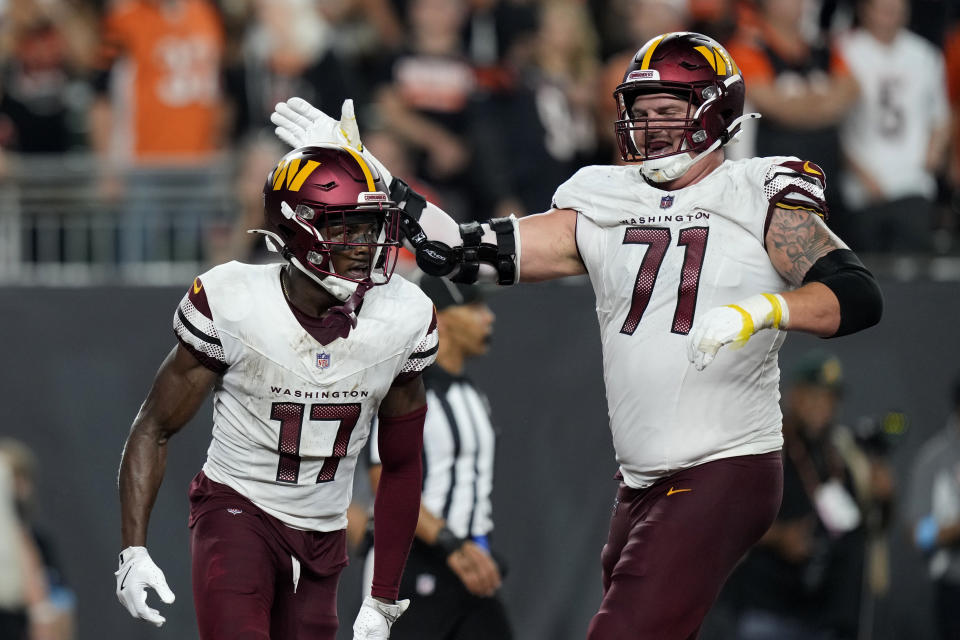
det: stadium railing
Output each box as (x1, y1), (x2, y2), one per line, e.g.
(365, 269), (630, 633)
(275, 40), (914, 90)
(0, 153), (958, 287)
(0, 153), (235, 286)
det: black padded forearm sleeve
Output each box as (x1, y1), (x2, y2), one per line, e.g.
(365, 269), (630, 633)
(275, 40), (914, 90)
(801, 249), (883, 337)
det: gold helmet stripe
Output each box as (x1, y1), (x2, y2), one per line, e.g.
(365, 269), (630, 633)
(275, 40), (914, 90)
(640, 34), (668, 70)
(272, 158), (322, 192)
(272, 160), (291, 190)
(287, 161), (321, 191)
(341, 146), (376, 191)
(720, 47), (739, 75)
(712, 47), (727, 74)
(694, 45), (727, 74)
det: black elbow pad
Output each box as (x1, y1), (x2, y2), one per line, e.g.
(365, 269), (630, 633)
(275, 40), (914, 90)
(802, 249), (883, 336)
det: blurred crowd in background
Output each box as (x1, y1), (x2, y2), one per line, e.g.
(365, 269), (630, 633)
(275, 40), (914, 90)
(1, 0), (960, 274)
(1, 3), (960, 639)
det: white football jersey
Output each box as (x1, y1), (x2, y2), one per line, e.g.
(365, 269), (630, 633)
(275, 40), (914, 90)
(553, 156), (825, 488)
(838, 28), (949, 208)
(173, 262), (438, 531)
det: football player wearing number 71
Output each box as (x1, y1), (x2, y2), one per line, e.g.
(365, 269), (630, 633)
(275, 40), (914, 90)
(115, 144), (440, 639)
(271, 31), (883, 639)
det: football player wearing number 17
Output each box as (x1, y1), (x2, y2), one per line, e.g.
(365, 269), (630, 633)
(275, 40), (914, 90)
(115, 144), (439, 640)
(273, 31), (883, 640)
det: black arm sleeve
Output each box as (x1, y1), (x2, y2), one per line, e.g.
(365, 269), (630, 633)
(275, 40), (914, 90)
(801, 249), (883, 337)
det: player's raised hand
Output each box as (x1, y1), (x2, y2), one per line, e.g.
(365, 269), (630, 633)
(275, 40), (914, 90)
(687, 293), (789, 371)
(115, 546), (175, 627)
(272, 98), (393, 187)
(271, 98), (363, 151)
(352, 596), (410, 640)
(272, 97), (342, 149)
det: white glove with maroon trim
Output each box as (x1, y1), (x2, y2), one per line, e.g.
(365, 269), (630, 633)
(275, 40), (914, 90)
(687, 293), (789, 371)
(115, 546), (175, 627)
(352, 596), (410, 640)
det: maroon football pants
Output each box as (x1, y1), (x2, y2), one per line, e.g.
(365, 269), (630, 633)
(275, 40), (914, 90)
(188, 473), (347, 640)
(587, 452), (783, 640)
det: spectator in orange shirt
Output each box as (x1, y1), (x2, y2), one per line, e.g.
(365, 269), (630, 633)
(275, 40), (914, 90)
(91, 0), (226, 164)
(727, 0), (859, 231)
(945, 25), (960, 183)
(90, 0), (228, 264)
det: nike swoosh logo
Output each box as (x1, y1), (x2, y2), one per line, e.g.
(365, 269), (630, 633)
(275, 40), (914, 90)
(667, 487), (692, 496)
(802, 161), (822, 176)
(120, 565), (133, 590)
(193, 278), (203, 294)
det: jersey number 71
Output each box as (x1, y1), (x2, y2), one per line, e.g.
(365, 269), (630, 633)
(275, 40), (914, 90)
(620, 226), (709, 336)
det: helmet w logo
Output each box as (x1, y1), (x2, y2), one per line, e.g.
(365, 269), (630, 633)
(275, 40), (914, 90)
(273, 159), (321, 192)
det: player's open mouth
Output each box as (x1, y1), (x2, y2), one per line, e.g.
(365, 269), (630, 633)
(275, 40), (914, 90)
(343, 264), (371, 280)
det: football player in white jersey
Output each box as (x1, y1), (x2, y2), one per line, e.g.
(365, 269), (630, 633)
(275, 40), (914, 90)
(270, 32), (883, 639)
(114, 144), (439, 640)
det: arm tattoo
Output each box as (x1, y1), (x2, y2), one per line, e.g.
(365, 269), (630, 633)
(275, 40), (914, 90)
(765, 208), (845, 287)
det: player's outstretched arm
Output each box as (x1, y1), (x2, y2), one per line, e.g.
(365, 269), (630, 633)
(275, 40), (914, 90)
(687, 208), (881, 370)
(515, 209), (586, 282)
(272, 96), (587, 285)
(116, 344), (217, 626)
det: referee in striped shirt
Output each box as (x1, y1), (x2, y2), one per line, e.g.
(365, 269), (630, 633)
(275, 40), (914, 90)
(366, 275), (512, 639)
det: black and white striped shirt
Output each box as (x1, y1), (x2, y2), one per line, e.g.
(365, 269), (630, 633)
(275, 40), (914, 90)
(370, 366), (497, 539)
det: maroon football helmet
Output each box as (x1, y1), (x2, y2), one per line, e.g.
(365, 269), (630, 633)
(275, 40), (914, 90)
(614, 31), (747, 166)
(256, 144), (401, 298)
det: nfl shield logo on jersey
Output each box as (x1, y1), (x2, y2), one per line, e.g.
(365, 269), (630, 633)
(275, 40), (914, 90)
(316, 352), (331, 369)
(660, 195), (674, 209)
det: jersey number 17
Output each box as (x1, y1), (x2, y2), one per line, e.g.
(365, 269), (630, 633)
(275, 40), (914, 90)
(269, 402), (361, 484)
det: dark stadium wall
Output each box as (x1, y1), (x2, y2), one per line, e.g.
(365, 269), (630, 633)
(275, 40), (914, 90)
(0, 278), (955, 640)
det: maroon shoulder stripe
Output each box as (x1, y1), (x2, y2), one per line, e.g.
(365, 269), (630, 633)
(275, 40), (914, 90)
(188, 277), (213, 319)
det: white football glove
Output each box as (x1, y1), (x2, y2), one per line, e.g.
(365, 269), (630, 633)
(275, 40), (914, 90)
(115, 546), (175, 627)
(352, 596), (410, 640)
(687, 293), (789, 371)
(271, 98), (393, 186)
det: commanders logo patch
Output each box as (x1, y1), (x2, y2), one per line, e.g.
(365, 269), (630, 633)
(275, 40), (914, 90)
(316, 352), (331, 369)
(627, 69), (659, 81)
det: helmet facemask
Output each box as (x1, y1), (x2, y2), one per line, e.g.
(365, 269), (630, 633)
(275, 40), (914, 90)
(261, 198), (402, 302)
(615, 80), (739, 182)
(616, 84), (712, 161)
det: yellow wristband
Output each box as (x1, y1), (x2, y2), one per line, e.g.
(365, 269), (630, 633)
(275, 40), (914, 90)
(761, 293), (785, 329)
(727, 304), (756, 346)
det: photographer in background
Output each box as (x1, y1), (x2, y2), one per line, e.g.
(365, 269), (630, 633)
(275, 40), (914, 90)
(907, 374), (960, 640)
(726, 351), (894, 640)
